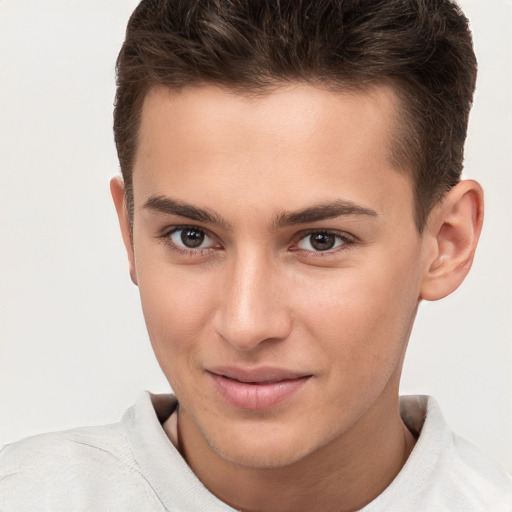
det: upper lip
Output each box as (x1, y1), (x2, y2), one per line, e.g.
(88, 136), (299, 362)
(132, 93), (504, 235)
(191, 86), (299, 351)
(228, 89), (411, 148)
(207, 366), (312, 383)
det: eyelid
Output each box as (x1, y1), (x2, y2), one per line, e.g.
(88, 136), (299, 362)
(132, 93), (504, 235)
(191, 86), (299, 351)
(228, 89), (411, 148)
(159, 224), (222, 251)
(161, 224), (205, 237)
(157, 225), (357, 256)
(291, 229), (357, 253)
(295, 228), (356, 241)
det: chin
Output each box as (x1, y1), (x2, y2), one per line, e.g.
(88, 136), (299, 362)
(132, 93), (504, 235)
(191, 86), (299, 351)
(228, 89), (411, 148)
(198, 418), (326, 470)
(210, 437), (313, 469)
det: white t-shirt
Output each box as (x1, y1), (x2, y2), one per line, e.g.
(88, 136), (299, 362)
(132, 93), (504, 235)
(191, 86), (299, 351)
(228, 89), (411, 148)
(1, 393), (511, 511)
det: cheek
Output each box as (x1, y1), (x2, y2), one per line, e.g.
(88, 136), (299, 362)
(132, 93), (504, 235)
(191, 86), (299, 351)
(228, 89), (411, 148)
(136, 260), (218, 371)
(295, 263), (418, 375)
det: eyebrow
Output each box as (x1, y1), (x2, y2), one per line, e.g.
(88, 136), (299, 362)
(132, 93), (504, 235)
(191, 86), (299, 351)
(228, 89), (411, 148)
(143, 195), (231, 228)
(273, 200), (378, 228)
(143, 195), (378, 228)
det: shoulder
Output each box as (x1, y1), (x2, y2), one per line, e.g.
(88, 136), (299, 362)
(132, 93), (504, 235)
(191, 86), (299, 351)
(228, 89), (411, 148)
(0, 423), (165, 511)
(364, 396), (512, 511)
(444, 432), (512, 510)
(1, 422), (131, 467)
(423, 396), (512, 509)
(414, 396), (512, 511)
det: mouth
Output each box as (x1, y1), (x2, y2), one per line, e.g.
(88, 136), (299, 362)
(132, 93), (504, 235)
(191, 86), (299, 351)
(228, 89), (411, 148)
(207, 367), (312, 411)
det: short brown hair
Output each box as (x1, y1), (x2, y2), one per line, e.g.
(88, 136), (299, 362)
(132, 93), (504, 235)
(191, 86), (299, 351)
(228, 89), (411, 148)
(114, 0), (477, 231)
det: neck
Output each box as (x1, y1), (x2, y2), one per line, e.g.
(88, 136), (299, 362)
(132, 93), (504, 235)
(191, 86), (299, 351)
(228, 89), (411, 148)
(171, 388), (416, 512)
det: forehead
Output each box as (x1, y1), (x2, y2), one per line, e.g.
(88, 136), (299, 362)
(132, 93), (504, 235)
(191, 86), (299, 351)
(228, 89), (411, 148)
(133, 83), (413, 223)
(136, 82), (400, 161)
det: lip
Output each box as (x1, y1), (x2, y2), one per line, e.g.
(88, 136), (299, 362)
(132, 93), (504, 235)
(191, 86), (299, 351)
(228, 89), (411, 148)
(207, 366), (312, 411)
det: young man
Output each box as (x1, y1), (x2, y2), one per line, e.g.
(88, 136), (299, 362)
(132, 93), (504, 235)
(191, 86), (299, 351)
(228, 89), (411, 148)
(1, 0), (511, 510)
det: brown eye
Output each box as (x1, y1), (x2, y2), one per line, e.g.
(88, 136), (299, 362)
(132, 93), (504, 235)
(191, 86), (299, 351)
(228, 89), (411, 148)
(296, 231), (348, 252)
(168, 227), (217, 250)
(309, 233), (336, 251)
(180, 228), (205, 248)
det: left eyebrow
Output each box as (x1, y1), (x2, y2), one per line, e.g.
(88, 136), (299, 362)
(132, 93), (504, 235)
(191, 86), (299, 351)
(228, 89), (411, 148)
(143, 195), (231, 229)
(274, 200), (378, 228)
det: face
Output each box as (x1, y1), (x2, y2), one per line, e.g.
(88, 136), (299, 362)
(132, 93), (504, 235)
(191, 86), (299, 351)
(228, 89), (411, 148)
(123, 83), (430, 468)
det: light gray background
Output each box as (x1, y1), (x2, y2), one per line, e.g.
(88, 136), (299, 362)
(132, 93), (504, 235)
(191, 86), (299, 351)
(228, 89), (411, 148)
(1, 0), (511, 471)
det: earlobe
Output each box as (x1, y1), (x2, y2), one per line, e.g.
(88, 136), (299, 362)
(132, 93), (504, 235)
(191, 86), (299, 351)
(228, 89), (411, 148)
(110, 176), (138, 286)
(420, 180), (484, 301)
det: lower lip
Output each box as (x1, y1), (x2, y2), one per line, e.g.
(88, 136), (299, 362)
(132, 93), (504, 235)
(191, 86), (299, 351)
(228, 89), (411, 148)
(208, 373), (310, 411)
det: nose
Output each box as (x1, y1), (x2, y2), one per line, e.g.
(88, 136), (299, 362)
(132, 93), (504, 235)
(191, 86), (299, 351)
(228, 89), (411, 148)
(214, 251), (293, 352)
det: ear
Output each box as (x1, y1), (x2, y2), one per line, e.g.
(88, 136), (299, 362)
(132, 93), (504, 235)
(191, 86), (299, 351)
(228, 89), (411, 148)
(110, 176), (138, 285)
(420, 180), (484, 301)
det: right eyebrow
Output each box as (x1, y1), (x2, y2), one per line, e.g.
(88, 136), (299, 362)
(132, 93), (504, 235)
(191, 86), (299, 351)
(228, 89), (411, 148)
(143, 195), (232, 229)
(273, 199), (378, 228)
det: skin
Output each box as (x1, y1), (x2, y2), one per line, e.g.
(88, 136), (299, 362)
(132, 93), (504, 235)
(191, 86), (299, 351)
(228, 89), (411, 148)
(111, 83), (483, 512)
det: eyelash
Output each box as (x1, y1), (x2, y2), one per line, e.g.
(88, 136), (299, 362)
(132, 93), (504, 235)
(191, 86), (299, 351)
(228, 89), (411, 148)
(292, 229), (355, 256)
(158, 225), (356, 257)
(159, 225), (220, 256)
